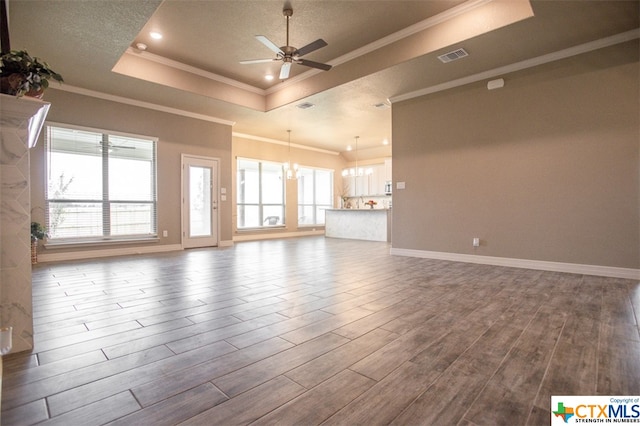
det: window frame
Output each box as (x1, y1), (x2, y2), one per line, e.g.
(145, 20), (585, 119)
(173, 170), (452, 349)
(44, 122), (158, 245)
(297, 166), (334, 227)
(236, 157), (286, 230)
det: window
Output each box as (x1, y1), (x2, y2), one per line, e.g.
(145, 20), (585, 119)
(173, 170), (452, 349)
(45, 124), (157, 242)
(298, 167), (333, 225)
(237, 158), (284, 228)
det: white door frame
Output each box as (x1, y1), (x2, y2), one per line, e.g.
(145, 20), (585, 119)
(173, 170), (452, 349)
(181, 154), (220, 248)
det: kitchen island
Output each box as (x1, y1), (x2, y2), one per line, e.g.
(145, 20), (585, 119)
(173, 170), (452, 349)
(325, 208), (391, 242)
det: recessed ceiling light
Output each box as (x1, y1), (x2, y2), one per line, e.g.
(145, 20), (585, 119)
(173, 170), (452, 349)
(296, 102), (315, 109)
(346, 145), (352, 151)
(265, 74), (274, 81)
(135, 42), (147, 51)
(150, 31), (163, 40)
(382, 138), (389, 145)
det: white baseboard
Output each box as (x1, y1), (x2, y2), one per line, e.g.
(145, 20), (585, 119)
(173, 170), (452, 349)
(38, 240), (237, 262)
(233, 229), (325, 242)
(37, 244), (184, 263)
(389, 248), (640, 280)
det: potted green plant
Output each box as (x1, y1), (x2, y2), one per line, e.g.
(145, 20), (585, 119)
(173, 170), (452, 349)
(0, 50), (63, 98)
(31, 221), (47, 241)
(30, 221), (48, 264)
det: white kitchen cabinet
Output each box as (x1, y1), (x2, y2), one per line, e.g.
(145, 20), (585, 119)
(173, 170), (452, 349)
(384, 158), (392, 181)
(371, 164), (386, 195)
(345, 175), (369, 196)
(343, 160), (391, 196)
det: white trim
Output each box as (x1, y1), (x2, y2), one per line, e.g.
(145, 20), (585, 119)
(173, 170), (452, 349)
(266, 0), (492, 94)
(233, 229), (325, 242)
(44, 237), (160, 249)
(390, 248), (640, 280)
(219, 240), (234, 247)
(37, 244), (183, 263)
(124, 48), (265, 95)
(46, 121), (159, 143)
(330, 0), (490, 65)
(232, 132), (340, 155)
(119, 0), (492, 97)
(389, 28), (640, 104)
(181, 154), (221, 249)
(51, 85), (236, 126)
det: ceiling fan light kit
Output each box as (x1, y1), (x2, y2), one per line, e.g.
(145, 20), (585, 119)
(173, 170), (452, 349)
(240, 7), (332, 80)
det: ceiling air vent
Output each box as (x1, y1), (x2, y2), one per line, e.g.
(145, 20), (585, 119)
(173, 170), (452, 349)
(437, 48), (468, 63)
(296, 102), (315, 110)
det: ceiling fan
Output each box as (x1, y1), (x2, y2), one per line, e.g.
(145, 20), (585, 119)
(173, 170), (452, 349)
(100, 141), (135, 151)
(240, 7), (332, 80)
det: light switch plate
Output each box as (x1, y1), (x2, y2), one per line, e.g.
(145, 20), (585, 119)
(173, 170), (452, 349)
(397, 182), (406, 189)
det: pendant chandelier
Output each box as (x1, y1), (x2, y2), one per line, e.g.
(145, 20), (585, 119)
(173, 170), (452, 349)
(284, 129), (298, 179)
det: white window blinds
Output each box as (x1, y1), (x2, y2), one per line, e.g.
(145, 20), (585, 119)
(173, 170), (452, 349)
(45, 124), (157, 242)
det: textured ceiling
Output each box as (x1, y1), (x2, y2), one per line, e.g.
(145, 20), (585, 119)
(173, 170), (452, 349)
(134, 1), (466, 89)
(6, 0), (639, 159)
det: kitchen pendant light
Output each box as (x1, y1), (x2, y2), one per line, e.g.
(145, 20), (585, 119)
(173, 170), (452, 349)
(355, 136), (360, 177)
(283, 129), (298, 179)
(342, 136), (372, 177)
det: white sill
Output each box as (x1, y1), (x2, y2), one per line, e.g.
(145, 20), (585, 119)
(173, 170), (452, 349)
(44, 236), (159, 250)
(237, 226), (286, 232)
(236, 225), (324, 232)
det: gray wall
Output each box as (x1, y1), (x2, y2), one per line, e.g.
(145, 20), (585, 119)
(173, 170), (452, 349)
(391, 41), (639, 269)
(30, 90), (233, 256)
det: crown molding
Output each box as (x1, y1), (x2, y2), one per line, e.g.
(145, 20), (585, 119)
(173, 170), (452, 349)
(390, 28), (640, 104)
(265, 0), (493, 94)
(124, 48), (265, 95)
(119, 0), (494, 97)
(52, 84), (236, 126)
(233, 132), (340, 155)
(330, 0), (491, 66)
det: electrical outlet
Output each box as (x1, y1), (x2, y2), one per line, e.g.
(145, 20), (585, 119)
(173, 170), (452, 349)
(163, 230), (168, 237)
(473, 237), (480, 247)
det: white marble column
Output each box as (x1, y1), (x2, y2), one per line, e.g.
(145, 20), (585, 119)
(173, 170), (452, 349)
(0, 94), (50, 353)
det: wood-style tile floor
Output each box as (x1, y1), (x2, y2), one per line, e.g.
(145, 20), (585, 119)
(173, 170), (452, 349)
(2, 237), (639, 425)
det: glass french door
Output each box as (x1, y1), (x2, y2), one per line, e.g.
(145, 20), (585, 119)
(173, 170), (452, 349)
(182, 155), (218, 248)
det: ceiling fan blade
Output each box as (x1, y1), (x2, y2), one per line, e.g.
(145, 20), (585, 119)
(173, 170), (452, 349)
(240, 58), (278, 64)
(295, 38), (328, 57)
(279, 62), (292, 79)
(100, 141), (135, 149)
(255, 35), (284, 55)
(297, 58), (332, 71)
